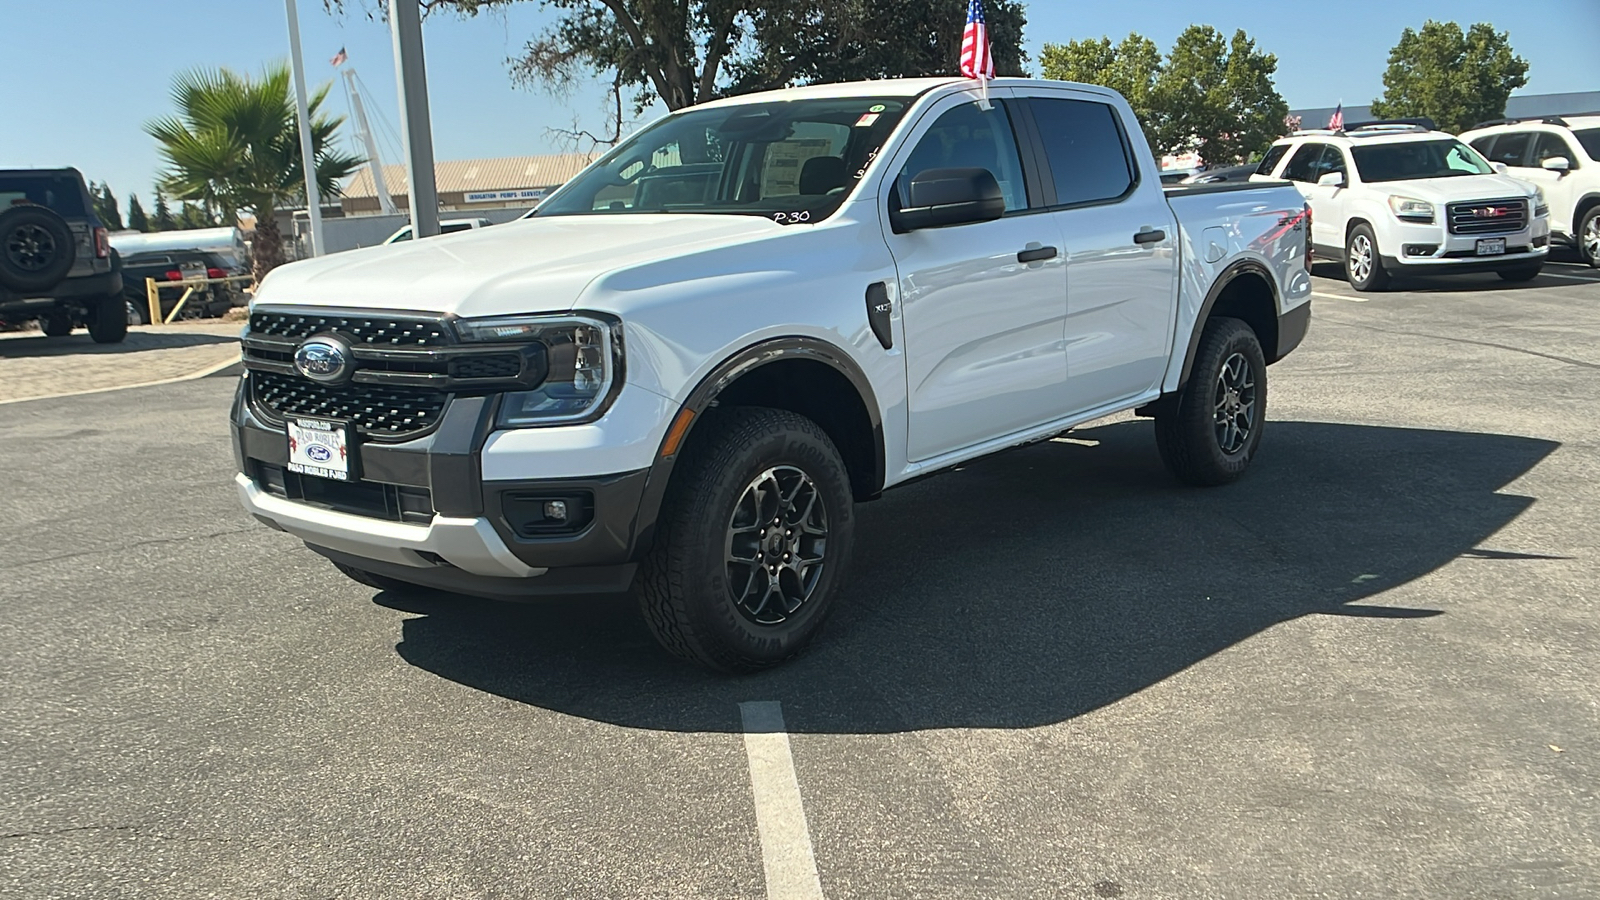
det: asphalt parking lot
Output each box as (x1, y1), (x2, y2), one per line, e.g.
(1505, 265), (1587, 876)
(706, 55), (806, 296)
(2, 260), (1597, 899)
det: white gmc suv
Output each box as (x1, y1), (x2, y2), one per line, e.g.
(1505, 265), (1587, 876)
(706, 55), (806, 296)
(1462, 114), (1600, 268)
(234, 78), (1312, 671)
(1253, 120), (1551, 290)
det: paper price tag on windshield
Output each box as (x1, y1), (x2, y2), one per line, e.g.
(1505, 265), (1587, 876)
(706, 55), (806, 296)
(854, 113), (881, 128)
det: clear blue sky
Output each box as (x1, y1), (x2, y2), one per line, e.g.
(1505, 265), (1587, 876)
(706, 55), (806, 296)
(1, 0), (1593, 208)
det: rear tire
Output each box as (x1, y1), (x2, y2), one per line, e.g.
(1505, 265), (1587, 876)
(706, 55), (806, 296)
(1497, 262), (1543, 282)
(1345, 223), (1390, 292)
(87, 294), (127, 344)
(638, 407), (855, 672)
(39, 312), (73, 337)
(1154, 316), (1268, 486)
(331, 561), (418, 593)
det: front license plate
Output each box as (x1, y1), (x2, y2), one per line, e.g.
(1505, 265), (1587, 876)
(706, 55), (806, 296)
(1476, 238), (1506, 256)
(287, 417), (354, 482)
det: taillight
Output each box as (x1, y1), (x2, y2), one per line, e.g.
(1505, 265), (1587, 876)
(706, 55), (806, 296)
(94, 227), (109, 259)
(1304, 205), (1313, 269)
(164, 269), (183, 281)
(206, 267), (226, 279)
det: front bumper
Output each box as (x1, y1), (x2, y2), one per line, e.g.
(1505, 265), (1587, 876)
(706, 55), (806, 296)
(1378, 215), (1549, 273)
(232, 375), (674, 599)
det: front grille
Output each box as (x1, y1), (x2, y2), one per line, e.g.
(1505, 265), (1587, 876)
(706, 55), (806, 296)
(249, 311), (451, 346)
(1447, 199), (1528, 235)
(254, 462), (434, 524)
(251, 371), (447, 439)
(448, 353), (522, 379)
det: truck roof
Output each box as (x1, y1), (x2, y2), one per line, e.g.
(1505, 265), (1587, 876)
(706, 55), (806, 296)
(690, 77), (1120, 111)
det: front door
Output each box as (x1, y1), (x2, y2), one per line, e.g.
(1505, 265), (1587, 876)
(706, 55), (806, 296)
(1522, 132), (1584, 240)
(881, 93), (1069, 462)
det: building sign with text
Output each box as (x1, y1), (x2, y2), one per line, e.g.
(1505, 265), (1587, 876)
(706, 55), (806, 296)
(463, 188), (550, 203)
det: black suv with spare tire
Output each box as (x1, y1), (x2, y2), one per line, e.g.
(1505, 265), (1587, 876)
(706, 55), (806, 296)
(1, 168), (126, 343)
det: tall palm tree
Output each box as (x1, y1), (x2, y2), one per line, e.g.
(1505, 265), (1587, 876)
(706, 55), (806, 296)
(147, 64), (362, 280)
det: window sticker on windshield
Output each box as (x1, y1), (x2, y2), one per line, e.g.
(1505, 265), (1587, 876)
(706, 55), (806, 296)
(870, 104), (886, 113)
(855, 113), (881, 128)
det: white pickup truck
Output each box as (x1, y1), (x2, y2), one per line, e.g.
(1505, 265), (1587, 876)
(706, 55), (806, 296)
(233, 77), (1312, 671)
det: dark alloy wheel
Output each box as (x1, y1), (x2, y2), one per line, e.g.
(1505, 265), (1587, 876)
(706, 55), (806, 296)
(1580, 206), (1600, 268)
(1154, 316), (1268, 486)
(1345, 223), (1390, 292)
(638, 406), (855, 672)
(0, 206), (75, 293)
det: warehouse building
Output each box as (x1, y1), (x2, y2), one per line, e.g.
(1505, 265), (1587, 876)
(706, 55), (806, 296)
(339, 152), (599, 216)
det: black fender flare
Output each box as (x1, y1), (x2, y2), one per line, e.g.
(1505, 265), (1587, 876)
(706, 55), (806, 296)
(1175, 258), (1279, 391)
(628, 336), (886, 559)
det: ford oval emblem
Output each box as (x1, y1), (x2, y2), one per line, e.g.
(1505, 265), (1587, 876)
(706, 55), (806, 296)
(293, 335), (352, 384)
(306, 444), (334, 462)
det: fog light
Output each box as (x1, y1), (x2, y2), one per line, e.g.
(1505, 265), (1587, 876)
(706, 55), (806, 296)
(544, 500), (569, 522)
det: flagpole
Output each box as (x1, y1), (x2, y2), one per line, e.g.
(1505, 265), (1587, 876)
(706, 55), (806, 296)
(284, 0), (324, 258)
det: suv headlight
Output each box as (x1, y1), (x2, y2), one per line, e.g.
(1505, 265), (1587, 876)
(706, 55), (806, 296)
(1388, 196), (1435, 223)
(1533, 188), (1549, 218)
(455, 313), (622, 426)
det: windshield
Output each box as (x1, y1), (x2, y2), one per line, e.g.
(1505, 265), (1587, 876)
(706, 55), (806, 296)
(1351, 139), (1493, 183)
(1574, 128), (1600, 162)
(535, 96), (911, 224)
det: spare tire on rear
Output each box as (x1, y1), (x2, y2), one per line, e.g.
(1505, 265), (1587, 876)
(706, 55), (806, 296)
(0, 205), (76, 293)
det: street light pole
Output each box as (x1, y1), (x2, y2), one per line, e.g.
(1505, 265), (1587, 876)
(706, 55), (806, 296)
(284, 0), (324, 257)
(389, 0), (439, 239)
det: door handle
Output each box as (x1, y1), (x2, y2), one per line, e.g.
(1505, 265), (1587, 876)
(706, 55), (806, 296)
(1133, 229), (1166, 245)
(1017, 246), (1058, 263)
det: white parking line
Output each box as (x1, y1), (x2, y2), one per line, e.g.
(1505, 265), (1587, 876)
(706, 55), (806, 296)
(1312, 290), (1367, 303)
(1538, 272), (1600, 283)
(740, 701), (825, 900)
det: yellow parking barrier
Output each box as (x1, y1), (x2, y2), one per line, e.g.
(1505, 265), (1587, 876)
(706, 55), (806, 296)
(144, 274), (254, 325)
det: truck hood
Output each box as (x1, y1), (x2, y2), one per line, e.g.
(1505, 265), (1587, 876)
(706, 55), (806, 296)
(254, 214), (787, 318)
(1366, 174), (1538, 206)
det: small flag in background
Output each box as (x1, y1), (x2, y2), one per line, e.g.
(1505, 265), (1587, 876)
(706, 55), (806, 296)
(330, 46), (348, 67)
(959, 0), (994, 80)
(1327, 103), (1344, 131)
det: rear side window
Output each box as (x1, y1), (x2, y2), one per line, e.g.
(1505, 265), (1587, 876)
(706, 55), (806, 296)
(0, 173), (88, 216)
(1281, 143), (1324, 183)
(1484, 132), (1531, 167)
(1256, 144), (1289, 176)
(1028, 98), (1135, 206)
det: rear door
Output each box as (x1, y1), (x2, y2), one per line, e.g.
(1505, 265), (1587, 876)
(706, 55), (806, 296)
(1019, 90), (1180, 412)
(880, 90), (1070, 462)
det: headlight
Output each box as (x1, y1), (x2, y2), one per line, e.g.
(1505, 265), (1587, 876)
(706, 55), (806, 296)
(1533, 188), (1549, 218)
(1388, 196), (1435, 223)
(456, 313), (622, 426)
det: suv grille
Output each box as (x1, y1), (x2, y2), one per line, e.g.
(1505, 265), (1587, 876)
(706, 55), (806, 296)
(249, 311), (451, 346)
(251, 371), (447, 439)
(1447, 199), (1528, 235)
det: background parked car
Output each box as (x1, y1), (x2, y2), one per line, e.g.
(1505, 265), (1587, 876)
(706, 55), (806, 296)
(1462, 114), (1600, 267)
(1180, 163), (1264, 185)
(0, 167), (126, 342)
(381, 217), (491, 244)
(119, 249), (246, 324)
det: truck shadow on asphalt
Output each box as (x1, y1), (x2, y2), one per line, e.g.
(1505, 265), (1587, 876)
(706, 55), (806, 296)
(0, 330), (236, 359)
(380, 420), (1559, 734)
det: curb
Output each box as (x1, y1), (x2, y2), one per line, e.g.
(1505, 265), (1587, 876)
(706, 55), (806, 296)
(0, 352), (242, 406)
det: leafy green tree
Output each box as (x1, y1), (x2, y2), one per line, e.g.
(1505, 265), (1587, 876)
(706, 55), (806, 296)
(1040, 33), (1162, 130)
(351, 0), (1025, 118)
(1370, 21), (1528, 133)
(146, 63), (360, 279)
(90, 182), (125, 231)
(1152, 26), (1288, 165)
(152, 188), (177, 232)
(178, 202), (217, 230)
(126, 194), (150, 232)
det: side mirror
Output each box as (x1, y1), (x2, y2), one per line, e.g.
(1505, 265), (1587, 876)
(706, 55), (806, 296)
(1541, 156), (1571, 173)
(1491, 162), (1509, 175)
(1317, 171), (1345, 188)
(891, 167), (1006, 233)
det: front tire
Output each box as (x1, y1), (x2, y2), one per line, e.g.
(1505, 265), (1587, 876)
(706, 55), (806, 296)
(638, 407), (855, 672)
(87, 294), (128, 344)
(1579, 206), (1600, 268)
(1497, 262), (1543, 282)
(1154, 317), (1267, 486)
(1345, 223), (1390, 292)
(39, 312), (73, 337)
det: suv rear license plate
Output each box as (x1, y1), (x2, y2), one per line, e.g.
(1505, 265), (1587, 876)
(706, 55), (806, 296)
(287, 417), (354, 482)
(1476, 238), (1506, 256)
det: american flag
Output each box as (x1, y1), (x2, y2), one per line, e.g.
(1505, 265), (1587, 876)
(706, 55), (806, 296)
(1327, 102), (1344, 131)
(959, 0), (994, 80)
(329, 46), (348, 67)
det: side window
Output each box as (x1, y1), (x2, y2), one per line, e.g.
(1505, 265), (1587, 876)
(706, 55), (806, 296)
(1281, 143), (1324, 183)
(897, 101), (1028, 212)
(1532, 133), (1580, 169)
(1256, 144), (1290, 176)
(1318, 145), (1348, 181)
(1469, 135), (1497, 161)
(1028, 98), (1135, 206)
(1485, 131), (1532, 167)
